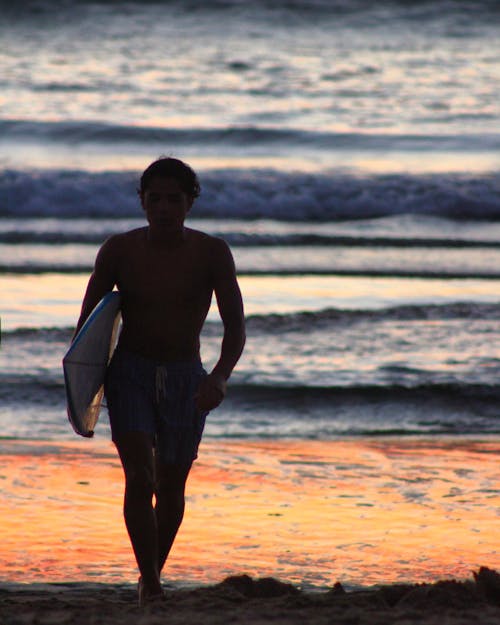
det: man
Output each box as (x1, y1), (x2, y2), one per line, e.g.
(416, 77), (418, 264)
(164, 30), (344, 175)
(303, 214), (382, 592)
(74, 157), (246, 604)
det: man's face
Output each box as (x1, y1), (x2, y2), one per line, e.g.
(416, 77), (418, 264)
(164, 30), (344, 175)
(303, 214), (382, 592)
(141, 176), (193, 232)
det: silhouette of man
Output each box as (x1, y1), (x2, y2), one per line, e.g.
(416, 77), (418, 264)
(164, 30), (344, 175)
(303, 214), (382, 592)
(74, 157), (245, 603)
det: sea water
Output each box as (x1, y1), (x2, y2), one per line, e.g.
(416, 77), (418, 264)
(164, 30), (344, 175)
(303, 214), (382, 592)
(0, 0), (499, 586)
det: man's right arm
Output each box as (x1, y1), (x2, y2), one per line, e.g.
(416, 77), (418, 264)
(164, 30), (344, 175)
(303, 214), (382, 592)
(73, 238), (119, 338)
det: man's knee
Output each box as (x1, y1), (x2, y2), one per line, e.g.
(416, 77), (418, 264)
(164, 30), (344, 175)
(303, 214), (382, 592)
(156, 465), (190, 503)
(156, 476), (184, 500)
(124, 464), (155, 500)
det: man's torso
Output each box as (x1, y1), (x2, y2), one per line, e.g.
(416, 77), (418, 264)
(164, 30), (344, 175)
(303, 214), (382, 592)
(112, 227), (215, 361)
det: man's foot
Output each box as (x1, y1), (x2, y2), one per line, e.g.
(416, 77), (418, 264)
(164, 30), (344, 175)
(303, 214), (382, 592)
(138, 576), (165, 607)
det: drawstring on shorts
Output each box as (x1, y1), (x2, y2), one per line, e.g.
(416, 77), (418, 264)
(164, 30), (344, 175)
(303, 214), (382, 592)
(155, 365), (168, 404)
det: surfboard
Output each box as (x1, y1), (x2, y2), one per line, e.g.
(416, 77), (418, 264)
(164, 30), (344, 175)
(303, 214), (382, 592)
(63, 291), (122, 437)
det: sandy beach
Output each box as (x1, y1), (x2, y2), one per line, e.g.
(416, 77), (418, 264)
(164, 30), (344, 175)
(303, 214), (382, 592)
(1, 438), (500, 625)
(2, 568), (500, 625)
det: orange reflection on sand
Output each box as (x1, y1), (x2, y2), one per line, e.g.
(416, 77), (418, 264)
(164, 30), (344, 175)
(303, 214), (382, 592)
(182, 439), (500, 588)
(0, 438), (498, 588)
(0, 441), (128, 582)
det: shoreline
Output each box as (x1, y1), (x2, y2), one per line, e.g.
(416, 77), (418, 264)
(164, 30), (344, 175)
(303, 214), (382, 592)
(1, 569), (500, 625)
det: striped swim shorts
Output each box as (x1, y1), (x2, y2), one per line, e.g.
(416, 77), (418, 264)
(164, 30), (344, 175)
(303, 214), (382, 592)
(104, 348), (208, 466)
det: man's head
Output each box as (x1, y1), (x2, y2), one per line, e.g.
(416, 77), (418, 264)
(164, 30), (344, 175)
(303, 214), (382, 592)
(139, 158), (201, 234)
(139, 157), (201, 200)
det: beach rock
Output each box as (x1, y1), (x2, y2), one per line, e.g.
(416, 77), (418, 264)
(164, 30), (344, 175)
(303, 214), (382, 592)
(474, 566), (500, 606)
(396, 579), (482, 610)
(328, 581), (346, 595)
(376, 583), (416, 607)
(216, 574), (299, 599)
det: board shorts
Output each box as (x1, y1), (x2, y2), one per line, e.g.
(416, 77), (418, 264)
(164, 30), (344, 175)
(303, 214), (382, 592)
(104, 348), (209, 466)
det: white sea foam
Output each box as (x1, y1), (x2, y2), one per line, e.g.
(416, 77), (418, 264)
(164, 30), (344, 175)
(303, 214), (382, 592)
(1, 169), (499, 220)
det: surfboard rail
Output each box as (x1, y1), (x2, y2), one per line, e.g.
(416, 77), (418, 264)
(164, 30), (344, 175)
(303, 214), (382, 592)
(63, 291), (122, 437)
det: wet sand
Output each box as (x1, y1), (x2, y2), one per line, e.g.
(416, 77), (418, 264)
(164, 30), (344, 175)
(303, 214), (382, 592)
(1, 568), (500, 625)
(1, 438), (500, 623)
(1, 438), (499, 588)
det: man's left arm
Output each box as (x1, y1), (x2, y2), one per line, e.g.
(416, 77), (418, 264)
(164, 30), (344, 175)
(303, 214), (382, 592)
(195, 239), (246, 412)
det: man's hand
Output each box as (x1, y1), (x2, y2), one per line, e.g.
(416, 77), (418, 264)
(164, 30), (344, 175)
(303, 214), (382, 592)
(195, 372), (227, 412)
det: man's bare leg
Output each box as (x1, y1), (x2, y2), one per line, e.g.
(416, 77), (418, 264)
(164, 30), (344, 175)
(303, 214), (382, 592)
(154, 457), (192, 574)
(115, 432), (163, 602)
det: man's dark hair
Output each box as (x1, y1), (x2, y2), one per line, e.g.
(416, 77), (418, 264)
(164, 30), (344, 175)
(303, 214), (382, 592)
(139, 157), (201, 199)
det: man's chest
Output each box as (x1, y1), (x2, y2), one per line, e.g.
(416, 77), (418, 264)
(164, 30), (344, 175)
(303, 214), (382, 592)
(117, 245), (212, 302)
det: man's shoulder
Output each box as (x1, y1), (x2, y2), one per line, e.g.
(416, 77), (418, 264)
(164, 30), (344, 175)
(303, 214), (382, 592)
(186, 229), (235, 279)
(96, 228), (145, 266)
(102, 227), (146, 249)
(186, 227), (228, 250)
(186, 228), (233, 263)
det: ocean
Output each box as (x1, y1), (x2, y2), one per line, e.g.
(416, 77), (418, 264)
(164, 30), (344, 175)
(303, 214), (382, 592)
(0, 0), (499, 588)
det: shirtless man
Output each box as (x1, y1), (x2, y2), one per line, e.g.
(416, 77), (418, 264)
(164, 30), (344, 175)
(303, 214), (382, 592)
(74, 157), (246, 604)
